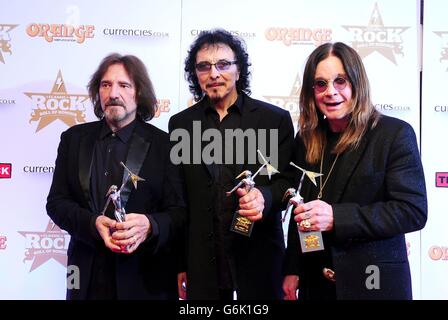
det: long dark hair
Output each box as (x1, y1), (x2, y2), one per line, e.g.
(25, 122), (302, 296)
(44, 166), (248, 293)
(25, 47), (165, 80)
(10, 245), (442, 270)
(88, 53), (157, 121)
(184, 29), (251, 101)
(299, 42), (381, 164)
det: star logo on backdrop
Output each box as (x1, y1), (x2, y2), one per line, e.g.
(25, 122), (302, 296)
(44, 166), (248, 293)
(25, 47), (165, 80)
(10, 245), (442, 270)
(18, 220), (69, 272)
(0, 24), (18, 64)
(264, 72), (301, 124)
(342, 2), (409, 65)
(24, 70), (89, 132)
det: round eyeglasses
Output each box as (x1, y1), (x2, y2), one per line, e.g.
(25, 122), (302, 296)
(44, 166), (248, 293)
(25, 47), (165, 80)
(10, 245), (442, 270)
(313, 76), (349, 93)
(195, 60), (237, 73)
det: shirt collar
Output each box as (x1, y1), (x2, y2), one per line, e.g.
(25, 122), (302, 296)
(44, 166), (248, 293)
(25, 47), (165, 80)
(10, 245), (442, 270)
(203, 94), (243, 115)
(100, 119), (137, 143)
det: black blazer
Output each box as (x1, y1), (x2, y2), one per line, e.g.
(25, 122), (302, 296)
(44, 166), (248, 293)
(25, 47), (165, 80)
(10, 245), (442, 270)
(46, 119), (186, 300)
(168, 94), (294, 299)
(284, 115), (427, 299)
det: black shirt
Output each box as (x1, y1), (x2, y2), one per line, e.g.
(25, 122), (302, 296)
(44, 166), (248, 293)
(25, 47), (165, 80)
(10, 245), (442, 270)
(203, 95), (243, 290)
(87, 119), (137, 299)
(91, 119), (136, 217)
(301, 128), (339, 300)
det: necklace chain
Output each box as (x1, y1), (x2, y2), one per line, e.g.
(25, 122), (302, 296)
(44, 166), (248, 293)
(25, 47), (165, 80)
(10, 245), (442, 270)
(317, 149), (340, 199)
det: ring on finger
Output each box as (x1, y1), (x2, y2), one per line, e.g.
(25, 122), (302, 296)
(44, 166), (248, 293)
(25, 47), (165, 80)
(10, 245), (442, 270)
(299, 218), (311, 229)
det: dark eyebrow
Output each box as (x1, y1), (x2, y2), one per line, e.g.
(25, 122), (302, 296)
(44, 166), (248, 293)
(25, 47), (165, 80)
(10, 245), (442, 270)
(100, 80), (133, 87)
(118, 81), (133, 87)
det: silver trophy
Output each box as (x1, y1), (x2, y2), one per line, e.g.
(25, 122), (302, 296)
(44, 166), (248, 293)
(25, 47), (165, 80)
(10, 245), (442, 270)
(283, 162), (325, 253)
(101, 162), (145, 222)
(227, 150), (279, 236)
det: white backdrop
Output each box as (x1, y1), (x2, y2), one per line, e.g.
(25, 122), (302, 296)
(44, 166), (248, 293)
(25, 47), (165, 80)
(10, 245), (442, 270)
(421, 0), (448, 300)
(0, 0), (443, 299)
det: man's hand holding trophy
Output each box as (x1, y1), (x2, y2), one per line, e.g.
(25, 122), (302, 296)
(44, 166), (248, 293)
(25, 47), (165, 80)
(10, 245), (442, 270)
(283, 162), (325, 253)
(97, 162), (148, 254)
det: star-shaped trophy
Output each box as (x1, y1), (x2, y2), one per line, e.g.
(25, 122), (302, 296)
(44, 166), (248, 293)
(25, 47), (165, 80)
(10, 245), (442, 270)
(101, 162), (145, 223)
(283, 162), (325, 253)
(226, 150), (279, 237)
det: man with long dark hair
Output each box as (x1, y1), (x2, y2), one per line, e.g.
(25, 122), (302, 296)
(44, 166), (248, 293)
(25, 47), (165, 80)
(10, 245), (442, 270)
(283, 42), (427, 300)
(47, 53), (186, 299)
(169, 29), (294, 300)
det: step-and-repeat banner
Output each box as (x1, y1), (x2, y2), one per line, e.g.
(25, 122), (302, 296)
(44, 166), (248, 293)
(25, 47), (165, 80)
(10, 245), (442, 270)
(1, 0), (444, 299)
(421, 0), (448, 300)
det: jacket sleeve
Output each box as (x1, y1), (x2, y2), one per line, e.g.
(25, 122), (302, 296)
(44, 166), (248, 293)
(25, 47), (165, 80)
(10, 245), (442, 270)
(167, 115), (188, 272)
(333, 122), (428, 243)
(46, 130), (101, 248)
(145, 142), (187, 255)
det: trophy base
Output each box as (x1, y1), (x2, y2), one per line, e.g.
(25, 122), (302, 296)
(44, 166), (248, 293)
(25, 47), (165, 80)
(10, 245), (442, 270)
(230, 211), (254, 237)
(298, 230), (325, 253)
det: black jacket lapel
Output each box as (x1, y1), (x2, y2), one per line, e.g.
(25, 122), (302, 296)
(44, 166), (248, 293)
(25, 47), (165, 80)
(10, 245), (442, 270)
(329, 133), (370, 204)
(120, 127), (151, 209)
(191, 100), (214, 178)
(78, 128), (97, 211)
(235, 95), (261, 177)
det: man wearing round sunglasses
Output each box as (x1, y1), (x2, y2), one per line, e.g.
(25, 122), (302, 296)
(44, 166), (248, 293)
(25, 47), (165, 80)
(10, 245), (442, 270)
(169, 29), (294, 300)
(282, 42), (427, 300)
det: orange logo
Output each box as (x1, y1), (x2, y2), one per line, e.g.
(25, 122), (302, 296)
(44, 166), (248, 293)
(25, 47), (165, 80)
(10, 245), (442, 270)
(264, 72), (301, 124)
(265, 27), (332, 46)
(0, 24), (18, 64)
(342, 2), (409, 64)
(25, 70), (89, 132)
(18, 220), (69, 272)
(26, 23), (94, 43)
